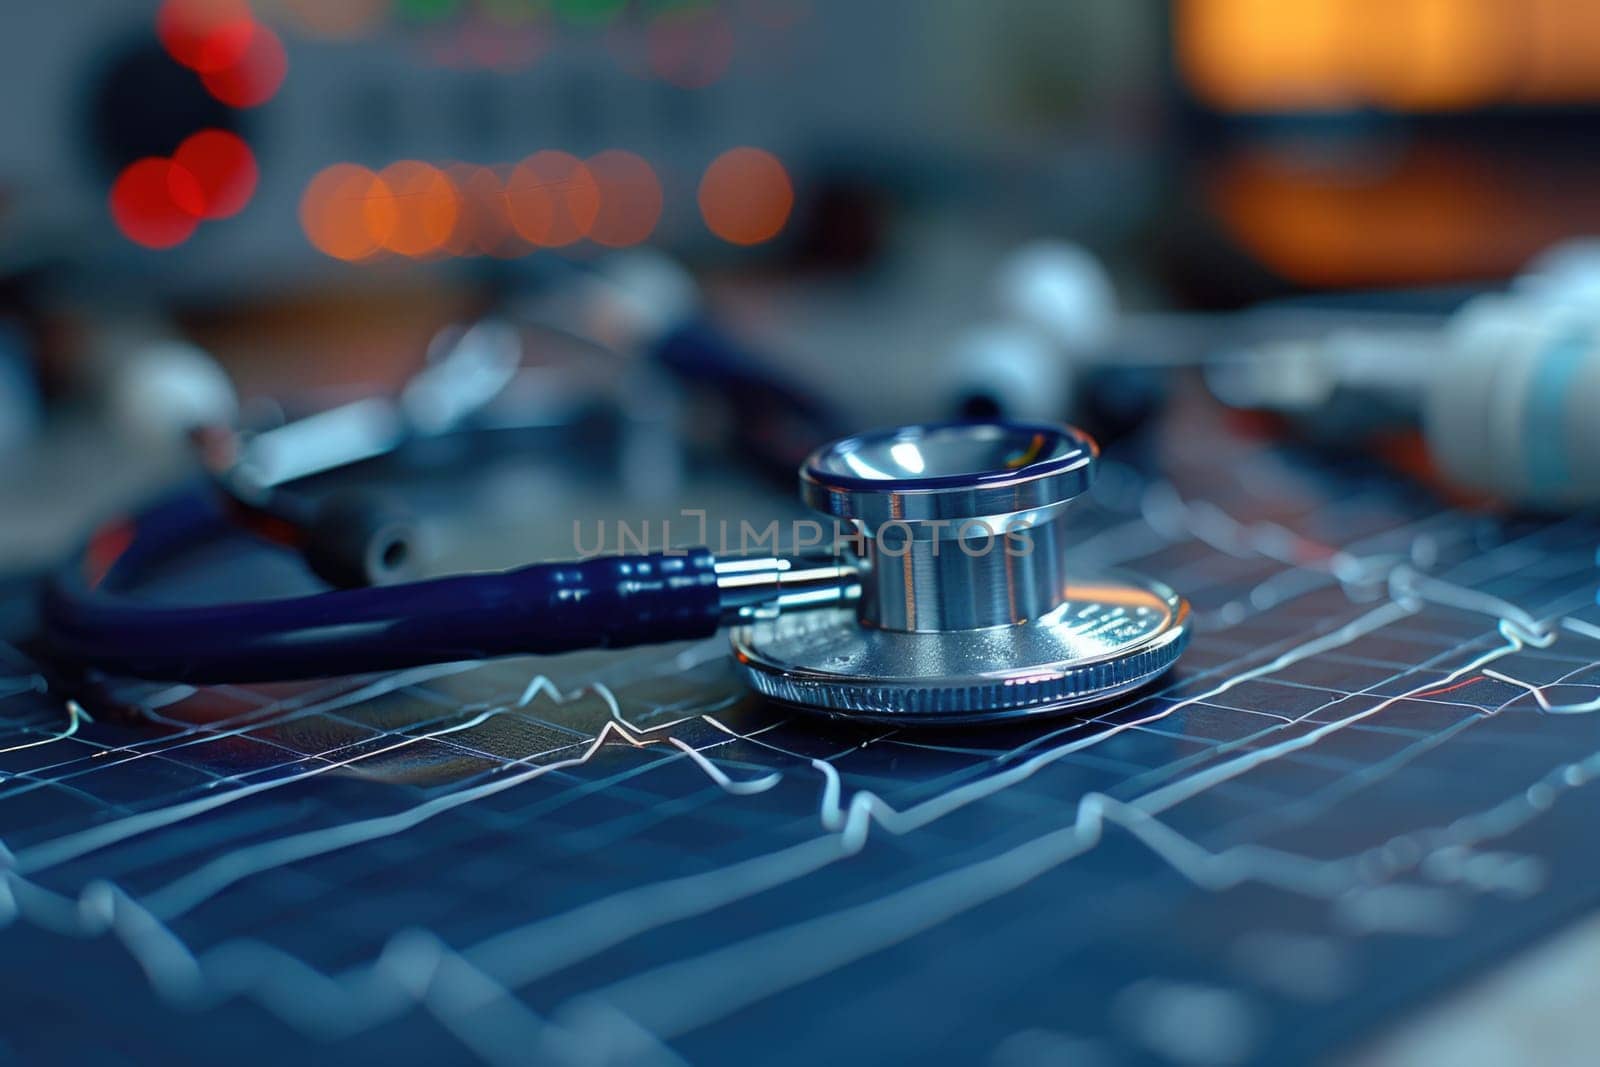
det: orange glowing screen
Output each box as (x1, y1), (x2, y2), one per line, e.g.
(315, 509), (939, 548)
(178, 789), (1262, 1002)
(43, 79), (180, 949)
(1178, 0), (1600, 111)
(506, 151), (600, 247)
(300, 163), (394, 261)
(1206, 145), (1600, 287)
(173, 130), (257, 219)
(586, 150), (662, 247)
(698, 147), (792, 245)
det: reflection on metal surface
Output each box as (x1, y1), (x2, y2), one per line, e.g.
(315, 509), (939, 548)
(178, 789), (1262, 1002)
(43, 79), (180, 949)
(732, 574), (1189, 722)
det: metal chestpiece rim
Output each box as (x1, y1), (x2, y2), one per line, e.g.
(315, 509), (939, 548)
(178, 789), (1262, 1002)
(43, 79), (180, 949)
(799, 418), (1098, 530)
(731, 419), (1190, 724)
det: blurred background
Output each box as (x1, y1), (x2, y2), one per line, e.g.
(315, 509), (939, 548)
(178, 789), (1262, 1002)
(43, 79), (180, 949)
(6, 0), (1600, 564)
(8, 7), (1600, 1064)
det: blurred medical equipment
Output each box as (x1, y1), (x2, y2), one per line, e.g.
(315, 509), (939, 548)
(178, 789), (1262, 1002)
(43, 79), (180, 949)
(939, 238), (1600, 508)
(0, 318), (42, 451)
(524, 251), (845, 476)
(1206, 242), (1600, 507)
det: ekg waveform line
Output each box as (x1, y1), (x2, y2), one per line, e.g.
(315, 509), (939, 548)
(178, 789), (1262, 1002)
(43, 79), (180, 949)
(0, 443), (1597, 1066)
(0, 701), (87, 756)
(1, 550), (1596, 1059)
(0, 661), (484, 804)
(543, 603), (1596, 1050)
(16, 585), (1415, 901)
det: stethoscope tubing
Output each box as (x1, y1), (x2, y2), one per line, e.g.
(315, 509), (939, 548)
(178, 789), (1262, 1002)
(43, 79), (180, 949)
(41, 486), (722, 684)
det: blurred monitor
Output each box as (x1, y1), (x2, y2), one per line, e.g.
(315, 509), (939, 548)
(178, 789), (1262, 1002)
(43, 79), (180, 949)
(1169, 0), (1600, 294)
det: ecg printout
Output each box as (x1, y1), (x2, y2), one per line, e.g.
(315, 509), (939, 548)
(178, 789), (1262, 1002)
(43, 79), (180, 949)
(2, 399), (1599, 1066)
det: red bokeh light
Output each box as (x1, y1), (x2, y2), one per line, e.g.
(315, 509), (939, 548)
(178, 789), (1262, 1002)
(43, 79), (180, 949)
(173, 130), (258, 219)
(158, 0), (256, 73)
(201, 23), (288, 108)
(110, 159), (207, 249)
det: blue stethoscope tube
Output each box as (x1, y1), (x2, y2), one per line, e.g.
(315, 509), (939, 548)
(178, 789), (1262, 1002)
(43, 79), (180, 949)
(41, 486), (726, 683)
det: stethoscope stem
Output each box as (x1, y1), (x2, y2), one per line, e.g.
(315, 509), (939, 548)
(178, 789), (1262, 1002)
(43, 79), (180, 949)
(713, 556), (863, 625)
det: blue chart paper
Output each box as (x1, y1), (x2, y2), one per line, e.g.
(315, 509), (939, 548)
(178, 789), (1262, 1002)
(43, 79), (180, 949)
(1, 408), (1599, 1066)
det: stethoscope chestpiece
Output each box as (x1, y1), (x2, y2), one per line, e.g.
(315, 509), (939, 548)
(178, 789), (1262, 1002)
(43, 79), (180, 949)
(731, 419), (1189, 724)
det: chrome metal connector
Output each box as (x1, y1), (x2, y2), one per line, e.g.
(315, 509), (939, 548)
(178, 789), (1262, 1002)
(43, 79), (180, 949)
(714, 556), (863, 626)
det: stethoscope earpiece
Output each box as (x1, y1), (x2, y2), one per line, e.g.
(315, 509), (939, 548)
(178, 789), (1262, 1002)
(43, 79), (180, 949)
(301, 490), (423, 589)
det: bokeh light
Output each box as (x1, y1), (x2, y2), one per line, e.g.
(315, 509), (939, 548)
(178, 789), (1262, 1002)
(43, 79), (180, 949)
(279, 0), (388, 39)
(300, 163), (395, 261)
(375, 161), (461, 257)
(585, 150), (663, 247)
(506, 151), (600, 247)
(553, 0), (628, 26)
(110, 159), (207, 249)
(201, 23), (288, 107)
(158, 0), (256, 73)
(444, 163), (527, 257)
(302, 148), (670, 261)
(698, 147), (793, 245)
(173, 130), (258, 219)
(478, 0), (545, 26)
(448, 19), (548, 71)
(395, 0), (462, 22)
(744, 0), (812, 31)
(647, 9), (735, 88)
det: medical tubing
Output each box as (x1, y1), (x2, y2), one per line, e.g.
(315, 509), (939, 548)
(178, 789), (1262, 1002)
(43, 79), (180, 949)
(42, 492), (722, 683)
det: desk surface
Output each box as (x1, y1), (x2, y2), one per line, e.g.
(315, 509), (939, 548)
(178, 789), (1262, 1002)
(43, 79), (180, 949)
(1, 393), (1598, 1066)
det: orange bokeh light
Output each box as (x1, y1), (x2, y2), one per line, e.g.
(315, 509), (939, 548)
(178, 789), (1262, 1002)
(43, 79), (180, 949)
(585, 150), (662, 248)
(698, 147), (792, 245)
(506, 151), (600, 247)
(110, 158), (207, 250)
(375, 161), (460, 258)
(302, 149), (670, 261)
(174, 129), (258, 219)
(201, 23), (288, 108)
(444, 163), (528, 258)
(300, 163), (394, 261)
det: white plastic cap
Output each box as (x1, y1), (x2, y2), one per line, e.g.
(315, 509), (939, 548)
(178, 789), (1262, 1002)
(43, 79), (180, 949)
(106, 340), (238, 441)
(1426, 295), (1600, 506)
(936, 322), (1072, 422)
(583, 249), (701, 351)
(1516, 238), (1600, 311)
(994, 241), (1118, 353)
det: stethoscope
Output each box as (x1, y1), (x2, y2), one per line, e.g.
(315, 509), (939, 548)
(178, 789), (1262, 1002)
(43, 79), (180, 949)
(40, 416), (1189, 725)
